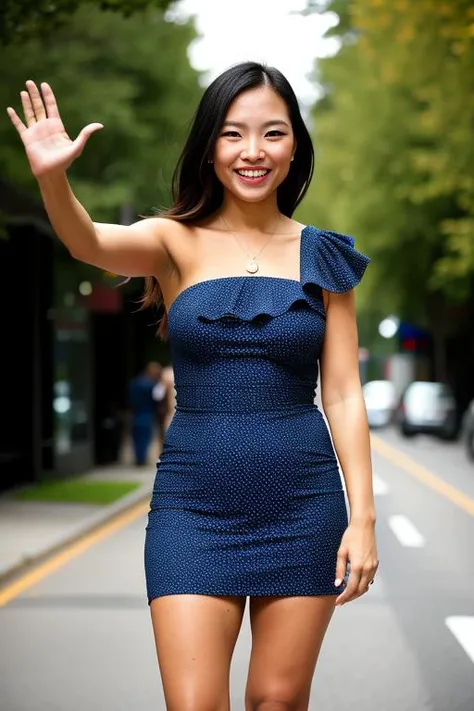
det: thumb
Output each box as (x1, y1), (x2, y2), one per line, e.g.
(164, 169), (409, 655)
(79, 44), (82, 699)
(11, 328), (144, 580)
(72, 122), (104, 155)
(334, 547), (347, 588)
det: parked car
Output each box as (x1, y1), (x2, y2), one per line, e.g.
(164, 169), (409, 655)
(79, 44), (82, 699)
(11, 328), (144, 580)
(395, 381), (458, 440)
(362, 379), (397, 429)
(461, 399), (474, 460)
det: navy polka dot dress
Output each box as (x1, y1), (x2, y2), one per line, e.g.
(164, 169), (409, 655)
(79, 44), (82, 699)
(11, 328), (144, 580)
(144, 226), (370, 602)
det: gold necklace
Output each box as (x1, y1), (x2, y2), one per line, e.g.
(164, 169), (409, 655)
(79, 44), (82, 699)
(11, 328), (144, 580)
(220, 215), (281, 274)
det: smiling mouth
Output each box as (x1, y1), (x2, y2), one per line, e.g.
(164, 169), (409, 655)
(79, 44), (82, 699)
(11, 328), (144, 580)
(234, 168), (271, 179)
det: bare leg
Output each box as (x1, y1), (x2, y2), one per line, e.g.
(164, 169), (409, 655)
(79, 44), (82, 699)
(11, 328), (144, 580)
(150, 594), (246, 711)
(245, 595), (336, 711)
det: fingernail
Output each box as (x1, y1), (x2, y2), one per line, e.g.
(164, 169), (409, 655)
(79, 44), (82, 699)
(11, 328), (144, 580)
(334, 578), (342, 587)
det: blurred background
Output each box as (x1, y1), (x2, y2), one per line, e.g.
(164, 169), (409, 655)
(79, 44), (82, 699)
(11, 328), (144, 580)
(1, 0), (473, 488)
(0, 2), (474, 708)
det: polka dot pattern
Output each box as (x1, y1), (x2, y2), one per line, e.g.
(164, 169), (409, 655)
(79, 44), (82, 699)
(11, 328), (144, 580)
(144, 226), (370, 602)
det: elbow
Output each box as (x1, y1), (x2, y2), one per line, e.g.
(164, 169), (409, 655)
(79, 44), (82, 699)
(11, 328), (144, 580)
(67, 243), (90, 263)
(321, 387), (364, 413)
(66, 243), (81, 260)
(67, 235), (99, 265)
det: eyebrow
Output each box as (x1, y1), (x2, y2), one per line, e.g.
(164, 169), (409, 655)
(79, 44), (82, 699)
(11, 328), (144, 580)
(222, 120), (290, 129)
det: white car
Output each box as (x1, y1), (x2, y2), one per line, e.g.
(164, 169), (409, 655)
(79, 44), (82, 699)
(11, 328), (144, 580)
(396, 381), (458, 439)
(362, 380), (397, 429)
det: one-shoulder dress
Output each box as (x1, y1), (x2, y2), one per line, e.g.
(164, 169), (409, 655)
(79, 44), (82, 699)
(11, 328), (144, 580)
(144, 225), (370, 602)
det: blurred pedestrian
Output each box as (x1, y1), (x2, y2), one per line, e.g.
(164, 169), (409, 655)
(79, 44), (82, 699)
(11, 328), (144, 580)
(152, 367), (169, 447)
(129, 361), (162, 466)
(8, 63), (378, 710)
(159, 365), (175, 433)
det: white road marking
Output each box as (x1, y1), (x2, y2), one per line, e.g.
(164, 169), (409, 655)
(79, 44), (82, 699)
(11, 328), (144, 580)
(373, 474), (389, 495)
(445, 617), (474, 664)
(388, 515), (425, 547)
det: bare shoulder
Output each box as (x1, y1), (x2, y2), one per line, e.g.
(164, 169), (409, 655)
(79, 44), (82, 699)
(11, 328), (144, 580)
(131, 215), (182, 241)
(132, 216), (194, 273)
(136, 216), (193, 243)
(151, 218), (200, 266)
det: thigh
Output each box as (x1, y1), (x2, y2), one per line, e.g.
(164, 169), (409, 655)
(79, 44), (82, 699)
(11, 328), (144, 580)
(151, 594), (246, 711)
(245, 595), (336, 711)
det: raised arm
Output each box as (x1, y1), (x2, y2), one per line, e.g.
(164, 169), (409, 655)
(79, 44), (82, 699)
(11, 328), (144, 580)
(36, 172), (167, 277)
(7, 80), (168, 278)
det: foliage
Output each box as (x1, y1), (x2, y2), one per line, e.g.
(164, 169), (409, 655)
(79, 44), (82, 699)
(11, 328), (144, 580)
(0, 5), (202, 223)
(0, 0), (173, 45)
(300, 0), (474, 328)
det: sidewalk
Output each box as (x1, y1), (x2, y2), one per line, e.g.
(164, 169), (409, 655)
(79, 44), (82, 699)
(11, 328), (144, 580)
(0, 460), (155, 582)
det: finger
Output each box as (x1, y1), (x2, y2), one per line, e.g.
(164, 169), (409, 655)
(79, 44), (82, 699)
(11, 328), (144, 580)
(334, 550), (347, 589)
(356, 570), (373, 599)
(20, 90), (36, 127)
(40, 82), (60, 119)
(355, 558), (378, 599)
(336, 567), (362, 606)
(71, 123), (104, 155)
(6, 107), (27, 135)
(25, 80), (46, 121)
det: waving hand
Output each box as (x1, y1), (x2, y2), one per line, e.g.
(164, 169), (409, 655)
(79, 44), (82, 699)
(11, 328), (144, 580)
(7, 81), (103, 178)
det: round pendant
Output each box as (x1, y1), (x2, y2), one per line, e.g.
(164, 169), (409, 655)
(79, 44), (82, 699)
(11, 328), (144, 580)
(246, 260), (259, 274)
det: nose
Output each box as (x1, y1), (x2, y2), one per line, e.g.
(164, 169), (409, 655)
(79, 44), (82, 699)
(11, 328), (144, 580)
(241, 136), (265, 163)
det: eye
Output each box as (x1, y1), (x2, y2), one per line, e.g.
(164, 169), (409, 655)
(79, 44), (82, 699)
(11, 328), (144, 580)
(220, 130), (241, 138)
(266, 130), (286, 138)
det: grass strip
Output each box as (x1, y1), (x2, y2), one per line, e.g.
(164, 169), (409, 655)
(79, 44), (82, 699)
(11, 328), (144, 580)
(14, 479), (141, 505)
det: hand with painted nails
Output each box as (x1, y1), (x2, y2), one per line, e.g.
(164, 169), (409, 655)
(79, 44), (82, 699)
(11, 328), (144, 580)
(6, 80), (103, 179)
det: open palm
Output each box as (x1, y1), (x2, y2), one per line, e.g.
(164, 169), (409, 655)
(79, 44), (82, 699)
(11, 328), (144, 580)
(7, 81), (103, 178)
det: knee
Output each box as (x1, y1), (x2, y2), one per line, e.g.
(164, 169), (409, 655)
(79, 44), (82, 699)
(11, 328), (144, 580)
(246, 686), (308, 711)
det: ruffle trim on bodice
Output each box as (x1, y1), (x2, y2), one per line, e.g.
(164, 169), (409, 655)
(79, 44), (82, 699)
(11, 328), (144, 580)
(197, 277), (309, 322)
(197, 226), (370, 323)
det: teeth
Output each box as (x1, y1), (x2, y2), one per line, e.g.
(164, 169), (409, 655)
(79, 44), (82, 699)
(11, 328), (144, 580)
(237, 169), (268, 178)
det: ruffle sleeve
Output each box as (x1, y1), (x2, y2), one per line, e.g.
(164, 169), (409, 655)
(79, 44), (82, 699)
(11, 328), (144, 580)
(301, 227), (370, 295)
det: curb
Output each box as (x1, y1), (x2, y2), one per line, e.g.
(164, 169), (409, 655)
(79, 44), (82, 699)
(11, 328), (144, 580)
(0, 485), (152, 586)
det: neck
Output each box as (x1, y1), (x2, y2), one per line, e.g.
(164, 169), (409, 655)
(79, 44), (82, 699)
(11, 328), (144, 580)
(219, 194), (282, 233)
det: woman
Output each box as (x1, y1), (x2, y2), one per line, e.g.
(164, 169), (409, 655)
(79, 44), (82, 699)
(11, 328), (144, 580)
(7, 61), (378, 710)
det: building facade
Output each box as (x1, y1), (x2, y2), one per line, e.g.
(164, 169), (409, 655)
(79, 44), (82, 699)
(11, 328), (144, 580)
(0, 178), (168, 493)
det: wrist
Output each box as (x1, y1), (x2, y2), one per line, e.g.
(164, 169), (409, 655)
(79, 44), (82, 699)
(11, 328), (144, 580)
(37, 170), (69, 189)
(349, 511), (376, 527)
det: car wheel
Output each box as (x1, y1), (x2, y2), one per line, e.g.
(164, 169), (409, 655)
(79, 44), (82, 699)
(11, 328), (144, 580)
(439, 416), (459, 441)
(400, 423), (416, 438)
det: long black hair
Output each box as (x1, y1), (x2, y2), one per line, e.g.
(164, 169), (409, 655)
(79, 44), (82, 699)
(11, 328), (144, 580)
(142, 61), (315, 337)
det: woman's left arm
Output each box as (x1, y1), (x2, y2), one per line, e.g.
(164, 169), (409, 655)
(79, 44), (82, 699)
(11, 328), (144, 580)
(320, 288), (379, 606)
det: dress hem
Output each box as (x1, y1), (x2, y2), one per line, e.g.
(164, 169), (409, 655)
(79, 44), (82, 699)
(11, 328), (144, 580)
(147, 587), (342, 605)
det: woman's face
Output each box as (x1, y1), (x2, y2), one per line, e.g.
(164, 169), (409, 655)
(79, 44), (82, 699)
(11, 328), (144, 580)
(212, 85), (296, 204)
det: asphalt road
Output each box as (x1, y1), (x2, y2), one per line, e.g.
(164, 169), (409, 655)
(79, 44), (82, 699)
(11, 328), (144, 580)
(1, 429), (474, 711)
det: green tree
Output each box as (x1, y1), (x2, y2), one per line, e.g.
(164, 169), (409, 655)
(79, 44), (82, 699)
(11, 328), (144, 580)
(0, 4), (202, 222)
(299, 0), (474, 379)
(1, 0), (172, 45)
(351, 0), (474, 294)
